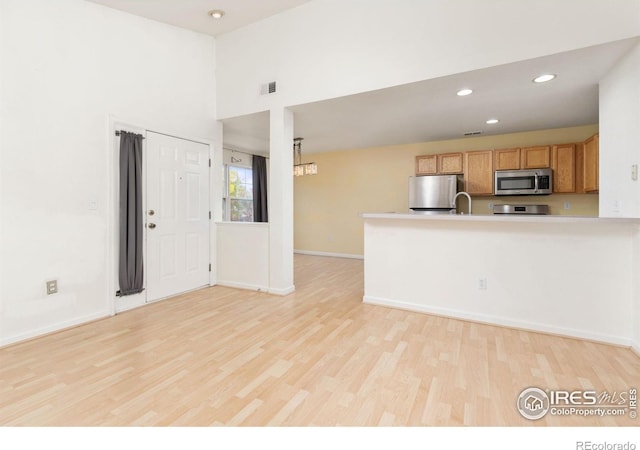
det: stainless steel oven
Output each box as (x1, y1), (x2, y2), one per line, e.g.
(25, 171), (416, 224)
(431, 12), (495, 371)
(493, 204), (549, 215)
(494, 168), (552, 196)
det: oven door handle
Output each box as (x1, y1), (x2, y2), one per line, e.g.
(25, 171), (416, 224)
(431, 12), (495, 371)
(534, 173), (539, 192)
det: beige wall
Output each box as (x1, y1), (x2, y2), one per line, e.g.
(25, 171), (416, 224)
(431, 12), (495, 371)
(294, 124), (599, 256)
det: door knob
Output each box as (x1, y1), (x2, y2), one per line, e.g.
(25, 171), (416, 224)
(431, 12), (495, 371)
(148, 209), (155, 216)
(148, 223), (156, 229)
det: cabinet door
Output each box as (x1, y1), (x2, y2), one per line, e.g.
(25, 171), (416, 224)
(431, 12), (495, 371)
(521, 146), (551, 169)
(464, 150), (494, 195)
(583, 134), (599, 193)
(416, 155), (437, 175)
(494, 148), (521, 170)
(575, 143), (585, 194)
(438, 152), (464, 174)
(551, 143), (576, 193)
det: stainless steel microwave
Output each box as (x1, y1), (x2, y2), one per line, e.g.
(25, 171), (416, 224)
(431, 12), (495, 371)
(494, 168), (552, 195)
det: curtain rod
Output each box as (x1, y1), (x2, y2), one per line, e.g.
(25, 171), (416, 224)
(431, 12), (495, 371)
(115, 130), (145, 139)
(223, 147), (269, 159)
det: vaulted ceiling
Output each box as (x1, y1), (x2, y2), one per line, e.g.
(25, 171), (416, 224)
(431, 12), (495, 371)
(223, 38), (639, 155)
(85, 1), (638, 155)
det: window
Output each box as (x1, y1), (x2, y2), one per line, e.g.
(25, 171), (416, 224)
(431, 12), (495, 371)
(225, 165), (253, 222)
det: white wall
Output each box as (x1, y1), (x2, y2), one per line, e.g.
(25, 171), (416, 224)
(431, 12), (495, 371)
(633, 227), (640, 354)
(364, 216), (636, 346)
(216, 222), (270, 291)
(599, 42), (640, 353)
(599, 42), (640, 218)
(0, 0), (216, 345)
(216, 0), (640, 119)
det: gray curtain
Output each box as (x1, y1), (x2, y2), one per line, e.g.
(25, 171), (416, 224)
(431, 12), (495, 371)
(252, 155), (268, 222)
(118, 131), (144, 296)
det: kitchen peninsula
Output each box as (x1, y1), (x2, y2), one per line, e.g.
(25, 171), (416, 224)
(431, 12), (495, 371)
(362, 213), (639, 347)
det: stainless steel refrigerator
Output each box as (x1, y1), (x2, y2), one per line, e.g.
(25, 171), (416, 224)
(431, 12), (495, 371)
(408, 175), (462, 214)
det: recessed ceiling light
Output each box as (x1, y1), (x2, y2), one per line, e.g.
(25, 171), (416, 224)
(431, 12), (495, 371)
(533, 74), (556, 83)
(486, 119), (499, 124)
(208, 9), (225, 19)
(457, 88), (473, 96)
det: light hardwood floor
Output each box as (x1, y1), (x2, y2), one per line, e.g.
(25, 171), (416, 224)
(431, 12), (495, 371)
(1, 254), (638, 426)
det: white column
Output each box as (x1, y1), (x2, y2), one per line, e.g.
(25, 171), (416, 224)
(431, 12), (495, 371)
(268, 107), (295, 295)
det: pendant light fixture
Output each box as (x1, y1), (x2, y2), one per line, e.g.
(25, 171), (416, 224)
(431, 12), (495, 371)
(293, 138), (317, 176)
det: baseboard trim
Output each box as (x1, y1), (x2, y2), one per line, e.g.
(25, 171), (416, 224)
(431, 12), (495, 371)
(363, 295), (632, 348)
(632, 341), (640, 357)
(213, 281), (295, 296)
(269, 285), (296, 296)
(0, 310), (110, 348)
(294, 249), (364, 260)
(215, 280), (271, 293)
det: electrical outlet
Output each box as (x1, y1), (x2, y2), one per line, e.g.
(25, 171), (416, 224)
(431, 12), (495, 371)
(612, 200), (621, 214)
(478, 277), (487, 290)
(46, 280), (58, 295)
(564, 202), (571, 210)
(632, 164), (638, 181)
(488, 202), (494, 211)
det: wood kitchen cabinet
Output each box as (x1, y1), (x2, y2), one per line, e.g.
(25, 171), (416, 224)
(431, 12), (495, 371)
(521, 146), (551, 169)
(464, 150), (494, 195)
(438, 152), (464, 174)
(415, 152), (463, 175)
(494, 148), (521, 170)
(551, 143), (576, 193)
(582, 134), (599, 193)
(495, 146), (551, 170)
(415, 154), (437, 175)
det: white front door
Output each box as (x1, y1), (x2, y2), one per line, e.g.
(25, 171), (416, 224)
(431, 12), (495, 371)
(146, 131), (210, 302)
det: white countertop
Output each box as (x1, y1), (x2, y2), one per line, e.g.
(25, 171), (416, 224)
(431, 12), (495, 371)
(361, 212), (640, 225)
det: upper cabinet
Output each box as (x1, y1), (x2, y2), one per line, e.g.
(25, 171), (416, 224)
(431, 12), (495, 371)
(438, 152), (464, 174)
(416, 152), (463, 175)
(415, 135), (598, 195)
(494, 146), (552, 171)
(415, 154), (437, 175)
(551, 143), (576, 193)
(494, 148), (521, 170)
(582, 134), (599, 193)
(465, 150), (493, 195)
(521, 146), (551, 169)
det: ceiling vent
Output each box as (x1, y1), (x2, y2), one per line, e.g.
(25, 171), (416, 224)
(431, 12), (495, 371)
(463, 131), (483, 136)
(260, 81), (277, 95)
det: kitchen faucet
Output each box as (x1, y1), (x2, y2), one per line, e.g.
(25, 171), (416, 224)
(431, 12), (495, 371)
(453, 191), (472, 215)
